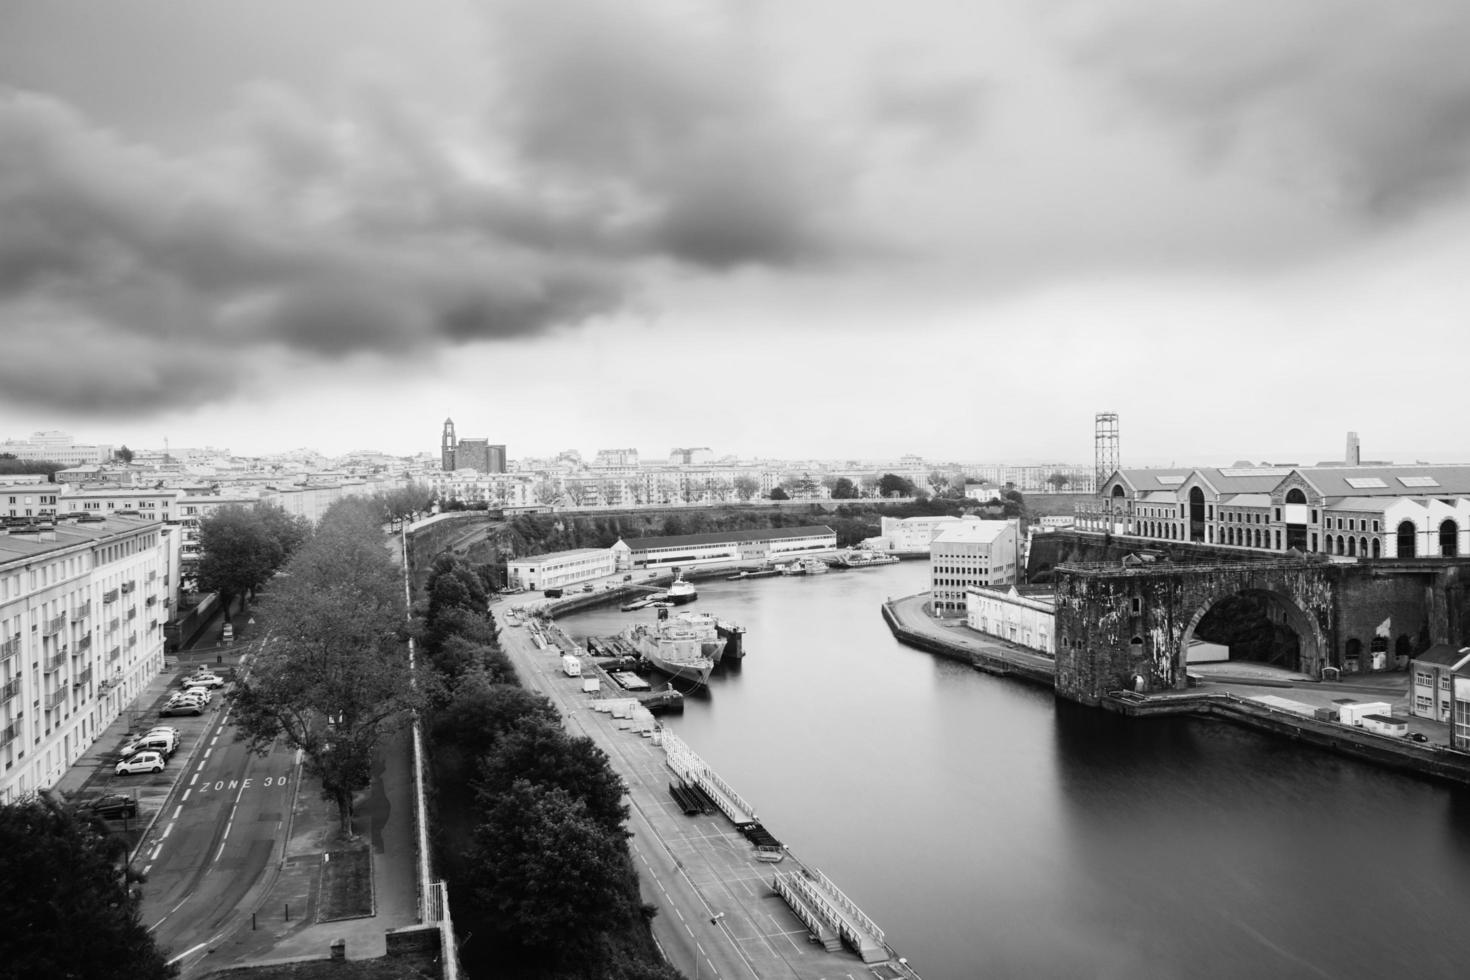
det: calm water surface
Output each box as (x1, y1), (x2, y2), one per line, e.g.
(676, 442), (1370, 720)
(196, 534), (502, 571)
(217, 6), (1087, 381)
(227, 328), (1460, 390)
(559, 564), (1470, 980)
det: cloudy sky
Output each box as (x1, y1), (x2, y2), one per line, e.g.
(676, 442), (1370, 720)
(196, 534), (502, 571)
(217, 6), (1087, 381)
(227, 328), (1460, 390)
(2, 0), (1469, 466)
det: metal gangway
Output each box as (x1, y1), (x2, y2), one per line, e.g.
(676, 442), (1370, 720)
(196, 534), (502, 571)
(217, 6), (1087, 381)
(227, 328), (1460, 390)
(661, 730), (756, 826)
(772, 867), (888, 963)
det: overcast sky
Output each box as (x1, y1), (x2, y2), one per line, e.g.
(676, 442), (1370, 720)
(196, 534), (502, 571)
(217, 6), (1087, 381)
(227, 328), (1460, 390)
(2, 1), (1468, 466)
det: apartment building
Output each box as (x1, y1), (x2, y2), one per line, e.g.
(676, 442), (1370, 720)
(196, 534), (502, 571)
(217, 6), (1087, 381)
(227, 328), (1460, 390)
(1, 514), (178, 802)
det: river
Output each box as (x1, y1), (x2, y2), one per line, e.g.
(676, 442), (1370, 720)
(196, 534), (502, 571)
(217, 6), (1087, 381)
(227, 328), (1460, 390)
(557, 563), (1470, 980)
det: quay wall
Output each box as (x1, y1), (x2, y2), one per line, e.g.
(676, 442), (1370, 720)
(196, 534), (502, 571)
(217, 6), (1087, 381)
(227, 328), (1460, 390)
(880, 595), (1470, 787)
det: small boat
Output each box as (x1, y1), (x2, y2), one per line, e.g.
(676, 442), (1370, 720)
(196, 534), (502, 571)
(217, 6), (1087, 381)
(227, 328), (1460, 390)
(835, 548), (900, 568)
(621, 598), (653, 611)
(801, 558), (829, 575)
(667, 576), (697, 605)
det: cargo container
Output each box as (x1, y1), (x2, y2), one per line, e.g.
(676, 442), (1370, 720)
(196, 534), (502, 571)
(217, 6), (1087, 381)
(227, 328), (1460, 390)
(1338, 701), (1392, 727)
(561, 655), (581, 677)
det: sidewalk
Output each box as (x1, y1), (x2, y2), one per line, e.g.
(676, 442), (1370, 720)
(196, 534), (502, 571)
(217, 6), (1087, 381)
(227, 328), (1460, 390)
(52, 615), (423, 975)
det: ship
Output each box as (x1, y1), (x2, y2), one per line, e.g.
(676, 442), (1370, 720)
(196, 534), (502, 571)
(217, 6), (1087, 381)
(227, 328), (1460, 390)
(667, 575), (698, 605)
(624, 614), (723, 687)
(835, 548), (899, 568)
(800, 558), (829, 575)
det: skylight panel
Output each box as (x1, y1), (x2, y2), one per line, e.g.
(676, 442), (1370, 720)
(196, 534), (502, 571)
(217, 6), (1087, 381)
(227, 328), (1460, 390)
(1155, 476), (1186, 486)
(1398, 476), (1440, 488)
(1344, 477), (1388, 489)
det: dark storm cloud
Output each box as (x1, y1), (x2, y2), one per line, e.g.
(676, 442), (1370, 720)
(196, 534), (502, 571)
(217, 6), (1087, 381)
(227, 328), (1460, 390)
(0, 87), (627, 412)
(1056, 0), (1470, 217)
(482, 0), (854, 268)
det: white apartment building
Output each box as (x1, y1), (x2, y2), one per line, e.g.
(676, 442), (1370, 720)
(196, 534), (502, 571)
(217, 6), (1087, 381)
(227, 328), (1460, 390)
(1, 431), (113, 467)
(2, 481), (61, 521)
(873, 515), (982, 555)
(613, 526), (837, 571)
(1, 514), (178, 802)
(930, 520), (1020, 614)
(506, 548), (617, 591)
(965, 585), (1056, 655)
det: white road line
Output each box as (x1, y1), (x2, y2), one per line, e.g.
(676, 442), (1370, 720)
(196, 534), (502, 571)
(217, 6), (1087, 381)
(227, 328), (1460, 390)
(159, 821), (174, 840)
(172, 804), (182, 820)
(182, 789), (191, 801)
(165, 941), (207, 966)
(189, 772), (198, 785)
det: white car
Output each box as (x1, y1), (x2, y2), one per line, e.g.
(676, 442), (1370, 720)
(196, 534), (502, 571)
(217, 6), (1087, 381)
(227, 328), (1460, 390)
(116, 750), (166, 775)
(144, 726), (181, 742)
(166, 689), (211, 708)
(184, 672), (226, 689)
(120, 733), (176, 758)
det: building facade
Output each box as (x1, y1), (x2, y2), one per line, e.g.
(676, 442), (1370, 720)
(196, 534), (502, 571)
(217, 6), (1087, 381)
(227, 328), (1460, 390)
(965, 584), (1056, 654)
(1409, 645), (1470, 723)
(929, 520), (1019, 613)
(612, 526), (837, 571)
(506, 548), (617, 591)
(2, 481), (60, 521)
(1, 515), (177, 803)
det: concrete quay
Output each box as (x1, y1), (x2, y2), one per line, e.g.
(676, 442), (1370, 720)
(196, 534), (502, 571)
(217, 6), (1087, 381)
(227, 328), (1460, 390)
(881, 592), (1470, 787)
(495, 599), (923, 980)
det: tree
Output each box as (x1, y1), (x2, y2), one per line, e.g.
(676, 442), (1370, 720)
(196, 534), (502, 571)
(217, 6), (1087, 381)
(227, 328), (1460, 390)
(466, 779), (637, 952)
(475, 715), (629, 835)
(532, 478), (559, 506)
(1046, 472), (1071, 493)
(732, 475), (760, 501)
(877, 473), (917, 497)
(0, 798), (177, 979)
(769, 486), (790, 500)
(114, 445), (135, 464)
(195, 506), (276, 619)
(1002, 488), (1026, 519)
(830, 477), (858, 499)
(229, 499), (418, 836)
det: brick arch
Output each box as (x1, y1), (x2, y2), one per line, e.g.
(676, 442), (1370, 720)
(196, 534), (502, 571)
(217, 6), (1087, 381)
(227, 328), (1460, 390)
(1178, 586), (1327, 680)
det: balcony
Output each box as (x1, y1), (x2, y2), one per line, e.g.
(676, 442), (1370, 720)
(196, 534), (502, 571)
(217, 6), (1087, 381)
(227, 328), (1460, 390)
(74, 666), (93, 688)
(127, 607), (138, 620)
(106, 618), (120, 633)
(103, 588), (119, 604)
(1, 678), (19, 704)
(45, 688), (67, 711)
(127, 634), (138, 648)
(108, 646), (121, 663)
(0, 634), (19, 662)
(148, 569), (158, 582)
(1, 718), (21, 748)
(145, 594), (157, 606)
(43, 614), (66, 637)
(43, 650), (68, 673)
(77, 634), (92, 651)
(71, 600), (91, 622)
(121, 580), (136, 594)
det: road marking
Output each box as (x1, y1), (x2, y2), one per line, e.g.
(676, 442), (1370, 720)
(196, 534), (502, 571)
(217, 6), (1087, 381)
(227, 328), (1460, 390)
(165, 941), (207, 966)
(189, 773), (198, 785)
(182, 789), (191, 801)
(160, 821), (174, 840)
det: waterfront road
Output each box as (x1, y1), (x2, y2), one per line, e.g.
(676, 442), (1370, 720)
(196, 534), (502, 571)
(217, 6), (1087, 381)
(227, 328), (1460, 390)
(494, 600), (920, 980)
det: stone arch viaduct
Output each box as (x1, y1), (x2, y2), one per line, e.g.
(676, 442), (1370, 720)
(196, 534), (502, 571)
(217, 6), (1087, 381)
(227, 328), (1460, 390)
(1052, 554), (1470, 706)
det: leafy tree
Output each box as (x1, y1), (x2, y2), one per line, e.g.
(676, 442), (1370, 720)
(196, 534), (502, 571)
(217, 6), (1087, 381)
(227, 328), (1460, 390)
(732, 475), (760, 501)
(229, 499), (417, 836)
(877, 472), (917, 497)
(475, 715), (629, 835)
(466, 779), (637, 952)
(532, 478), (559, 506)
(1002, 488), (1026, 519)
(830, 476), (858, 499)
(114, 445), (135, 464)
(769, 486), (790, 500)
(196, 505), (277, 618)
(379, 481), (433, 526)
(0, 798), (177, 979)
(1046, 472), (1071, 492)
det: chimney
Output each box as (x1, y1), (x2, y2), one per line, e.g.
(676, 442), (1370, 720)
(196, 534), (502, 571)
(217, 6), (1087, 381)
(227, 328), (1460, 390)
(1346, 431), (1361, 466)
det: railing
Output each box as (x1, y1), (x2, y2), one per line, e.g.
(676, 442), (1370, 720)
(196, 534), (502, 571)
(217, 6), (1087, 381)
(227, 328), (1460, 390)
(0, 634), (18, 661)
(77, 634), (92, 651)
(43, 614), (66, 636)
(127, 634), (138, 647)
(103, 588), (119, 604)
(72, 601), (91, 622)
(45, 688), (67, 710)
(127, 607), (137, 620)
(44, 651), (68, 673)
(108, 646), (121, 662)
(148, 569), (158, 582)
(120, 580), (135, 594)
(1, 678), (19, 704)
(145, 595), (157, 606)
(106, 618), (120, 633)
(75, 665), (93, 687)
(1, 717), (21, 747)
(811, 866), (885, 945)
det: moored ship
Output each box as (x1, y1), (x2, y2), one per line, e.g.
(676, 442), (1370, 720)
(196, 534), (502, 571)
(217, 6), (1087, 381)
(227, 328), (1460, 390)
(667, 575), (698, 604)
(624, 614), (722, 686)
(835, 548), (899, 568)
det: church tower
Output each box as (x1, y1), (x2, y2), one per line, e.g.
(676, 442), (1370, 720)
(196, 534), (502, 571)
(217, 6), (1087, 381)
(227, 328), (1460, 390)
(441, 417), (456, 471)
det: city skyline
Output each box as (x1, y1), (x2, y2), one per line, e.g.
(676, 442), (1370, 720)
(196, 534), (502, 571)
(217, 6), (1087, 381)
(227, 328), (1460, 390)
(4, 2), (1470, 464)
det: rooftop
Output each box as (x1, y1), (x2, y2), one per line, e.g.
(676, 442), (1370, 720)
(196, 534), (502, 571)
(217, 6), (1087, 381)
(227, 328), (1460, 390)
(617, 525), (835, 551)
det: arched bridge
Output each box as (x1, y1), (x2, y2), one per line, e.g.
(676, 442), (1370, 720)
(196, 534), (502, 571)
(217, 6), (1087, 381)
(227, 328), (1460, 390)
(1052, 555), (1470, 705)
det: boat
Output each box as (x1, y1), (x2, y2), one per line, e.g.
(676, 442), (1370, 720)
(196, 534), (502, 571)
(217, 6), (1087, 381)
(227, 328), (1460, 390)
(667, 576), (697, 605)
(835, 548), (900, 568)
(800, 558), (828, 575)
(778, 563), (804, 576)
(728, 568), (781, 581)
(621, 597), (653, 611)
(624, 615), (723, 687)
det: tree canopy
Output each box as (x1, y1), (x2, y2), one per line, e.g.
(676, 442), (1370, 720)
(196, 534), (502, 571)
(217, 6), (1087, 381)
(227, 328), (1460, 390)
(195, 503), (308, 614)
(769, 486), (790, 500)
(229, 498), (416, 835)
(877, 472), (918, 497)
(0, 798), (177, 979)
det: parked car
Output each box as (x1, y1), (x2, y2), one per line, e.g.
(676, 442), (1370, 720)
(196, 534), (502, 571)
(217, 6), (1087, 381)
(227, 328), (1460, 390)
(160, 702), (203, 717)
(169, 687), (212, 706)
(116, 751), (166, 776)
(120, 733), (176, 758)
(1407, 732), (1430, 743)
(79, 794), (139, 820)
(143, 726), (181, 742)
(184, 672), (226, 689)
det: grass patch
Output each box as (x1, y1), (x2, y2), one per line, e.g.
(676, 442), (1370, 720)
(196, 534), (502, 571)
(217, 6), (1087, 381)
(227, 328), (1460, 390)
(317, 842), (374, 921)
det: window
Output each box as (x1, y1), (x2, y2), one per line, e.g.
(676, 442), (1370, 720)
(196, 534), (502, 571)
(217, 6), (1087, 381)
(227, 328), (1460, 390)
(1416, 695), (1433, 712)
(1416, 670), (1433, 687)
